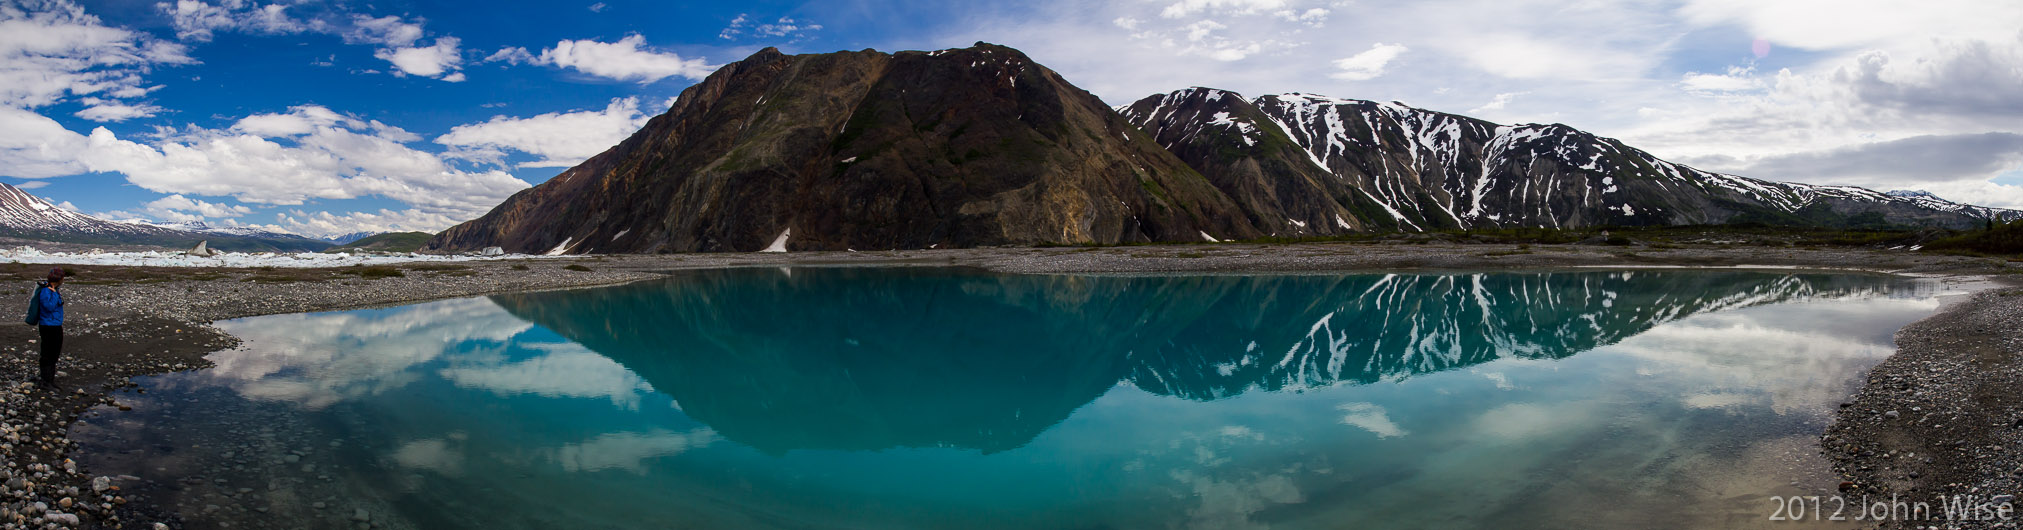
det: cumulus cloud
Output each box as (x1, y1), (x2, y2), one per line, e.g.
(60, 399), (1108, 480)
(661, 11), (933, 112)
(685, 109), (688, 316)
(251, 208), (473, 238)
(109, 193), (255, 223)
(0, 104), (528, 234)
(1330, 43), (1407, 81)
(374, 36), (463, 79)
(434, 97), (652, 168)
(532, 34), (713, 83)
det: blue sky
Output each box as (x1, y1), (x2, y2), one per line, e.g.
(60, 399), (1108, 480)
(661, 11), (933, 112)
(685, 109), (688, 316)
(2, 0), (2020, 237)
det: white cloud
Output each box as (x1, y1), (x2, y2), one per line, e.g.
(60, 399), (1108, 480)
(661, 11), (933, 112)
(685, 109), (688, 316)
(0, 103), (528, 234)
(156, 0), (233, 41)
(718, 13), (823, 41)
(1160, 0), (1287, 19)
(344, 14), (423, 47)
(434, 97), (652, 168)
(483, 46), (534, 65)
(0, 0), (192, 109)
(555, 429), (717, 473)
(374, 36), (463, 79)
(12, 181), (47, 190)
(74, 100), (163, 121)
(252, 208), (472, 238)
(533, 34), (713, 83)
(1678, 70), (1761, 93)
(587, 2), (607, 13)
(155, 0), (306, 41)
(1330, 43), (1407, 81)
(438, 342), (653, 408)
(1468, 92), (1524, 113)
(1337, 402), (1406, 438)
(127, 193), (253, 222)
(1677, 0), (2023, 51)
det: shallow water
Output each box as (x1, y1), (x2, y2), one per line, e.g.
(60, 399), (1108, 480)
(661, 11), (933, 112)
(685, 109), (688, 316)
(73, 268), (1940, 529)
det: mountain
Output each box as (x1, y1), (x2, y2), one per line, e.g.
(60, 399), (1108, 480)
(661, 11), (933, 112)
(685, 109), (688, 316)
(327, 231), (431, 253)
(0, 183), (333, 252)
(432, 44), (2018, 254)
(124, 220), (314, 241)
(427, 43), (1258, 254)
(1122, 88), (2020, 234)
(0, 183), (190, 243)
(321, 231), (378, 245)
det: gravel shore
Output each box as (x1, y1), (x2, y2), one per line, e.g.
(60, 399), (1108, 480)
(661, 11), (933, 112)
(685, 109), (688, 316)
(0, 242), (2010, 529)
(1822, 283), (2023, 529)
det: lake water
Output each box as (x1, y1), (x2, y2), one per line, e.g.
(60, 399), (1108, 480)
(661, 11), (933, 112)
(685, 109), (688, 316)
(72, 268), (1943, 529)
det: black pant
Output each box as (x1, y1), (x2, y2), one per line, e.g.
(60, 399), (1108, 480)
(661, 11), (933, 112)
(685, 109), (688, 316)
(37, 325), (60, 383)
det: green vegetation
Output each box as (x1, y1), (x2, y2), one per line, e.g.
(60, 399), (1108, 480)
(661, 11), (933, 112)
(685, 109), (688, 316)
(1925, 219), (2023, 256)
(563, 264), (593, 272)
(328, 232), (433, 253)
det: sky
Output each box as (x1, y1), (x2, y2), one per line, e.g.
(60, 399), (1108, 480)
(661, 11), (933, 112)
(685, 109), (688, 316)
(1, 0), (2020, 238)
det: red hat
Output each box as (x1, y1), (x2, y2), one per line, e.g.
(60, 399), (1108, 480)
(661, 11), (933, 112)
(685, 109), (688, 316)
(46, 268), (63, 283)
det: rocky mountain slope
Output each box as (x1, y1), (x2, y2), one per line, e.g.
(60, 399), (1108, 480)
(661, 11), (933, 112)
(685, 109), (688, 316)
(432, 44), (2017, 254)
(1122, 88), (2018, 235)
(0, 183), (332, 252)
(428, 43), (1257, 253)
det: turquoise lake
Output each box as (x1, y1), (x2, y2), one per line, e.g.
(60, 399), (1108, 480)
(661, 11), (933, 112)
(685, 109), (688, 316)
(71, 268), (1944, 529)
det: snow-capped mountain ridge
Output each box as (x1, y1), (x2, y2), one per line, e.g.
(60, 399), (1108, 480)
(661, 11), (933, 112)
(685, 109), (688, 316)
(0, 184), (183, 238)
(118, 220), (315, 241)
(1123, 87), (2019, 233)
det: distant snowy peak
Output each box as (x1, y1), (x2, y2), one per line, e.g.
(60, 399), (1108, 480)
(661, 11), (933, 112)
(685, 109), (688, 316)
(1125, 87), (2021, 232)
(122, 220), (312, 241)
(322, 231), (379, 245)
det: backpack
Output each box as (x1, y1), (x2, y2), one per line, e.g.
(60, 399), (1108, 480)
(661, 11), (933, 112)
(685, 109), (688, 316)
(23, 284), (41, 326)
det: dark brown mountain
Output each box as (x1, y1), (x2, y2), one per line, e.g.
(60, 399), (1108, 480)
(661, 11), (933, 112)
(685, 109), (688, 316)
(427, 44), (1259, 254)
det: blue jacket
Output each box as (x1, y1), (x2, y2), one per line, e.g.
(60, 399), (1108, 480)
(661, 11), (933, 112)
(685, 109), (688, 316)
(34, 284), (62, 327)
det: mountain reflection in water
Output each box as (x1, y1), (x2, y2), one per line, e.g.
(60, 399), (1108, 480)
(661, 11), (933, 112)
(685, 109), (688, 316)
(482, 268), (1918, 454)
(72, 268), (1940, 530)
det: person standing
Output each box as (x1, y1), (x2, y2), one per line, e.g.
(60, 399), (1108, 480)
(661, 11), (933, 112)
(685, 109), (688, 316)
(32, 268), (63, 386)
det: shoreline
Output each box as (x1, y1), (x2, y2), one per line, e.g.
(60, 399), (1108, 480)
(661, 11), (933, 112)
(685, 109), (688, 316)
(0, 242), (2012, 528)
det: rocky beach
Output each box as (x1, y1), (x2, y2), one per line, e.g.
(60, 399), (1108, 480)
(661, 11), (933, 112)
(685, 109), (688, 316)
(0, 243), (2010, 528)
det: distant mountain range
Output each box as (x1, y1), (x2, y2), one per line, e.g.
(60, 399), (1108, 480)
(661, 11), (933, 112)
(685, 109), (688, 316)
(0, 183), (333, 252)
(320, 231), (378, 245)
(425, 43), (2018, 254)
(1120, 88), (2015, 234)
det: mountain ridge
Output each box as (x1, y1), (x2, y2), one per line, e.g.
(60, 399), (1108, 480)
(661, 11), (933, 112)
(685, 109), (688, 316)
(428, 43), (1258, 254)
(1125, 87), (2018, 235)
(429, 45), (2017, 254)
